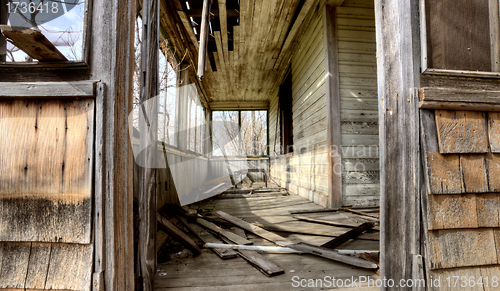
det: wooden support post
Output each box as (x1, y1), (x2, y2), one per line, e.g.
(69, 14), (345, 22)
(489, 0), (500, 72)
(197, 0), (211, 79)
(375, 0), (422, 289)
(323, 5), (342, 209)
(0, 0), (7, 62)
(178, 63), (189, 151)
(138, 0), (159, 288)
(88, 0), (136, 288)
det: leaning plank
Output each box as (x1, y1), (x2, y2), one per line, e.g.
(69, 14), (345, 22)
(204, 243), (300, 254)
(0, 81), (96, 98)
(156, 230), (169, 255)
(281, 243), (378, 269)
(217, 236), (285, 277)
(176, 216), (237, 259)
(0, 25), (67, 61)
(196, 217), (253, 245)
(157, 214), (201, 255)
(292, 214), (360, 228)
(321, 222), (375, 249)
(213, 211), (294, 245)
(342, 208), (380, 219)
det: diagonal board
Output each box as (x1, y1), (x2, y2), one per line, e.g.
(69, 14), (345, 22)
(176, 216), (237, 259)
(213, 211), (294, 245)
(219, 235), (284, 277)
(321, 222), (375, 249)
(196, 217), (253, 245)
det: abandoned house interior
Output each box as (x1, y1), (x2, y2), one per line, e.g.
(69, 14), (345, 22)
(1, 0), (500, 290)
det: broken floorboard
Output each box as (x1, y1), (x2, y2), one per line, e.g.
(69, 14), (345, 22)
(156, 183), (379, 290)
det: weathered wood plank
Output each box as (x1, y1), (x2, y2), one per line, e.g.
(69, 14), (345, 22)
(419, 87), (500, 105)
(292, 214), (359, 228)
(0, 81), (96, 98)
(435, 110), (488, 153)
(321, 222), (374, 249)
(0, 25), (67, 61)
(460, 154), (489, 193)
(476, 193), (500, 228)
(426, 153), (462, 194)
(157, 215), (201, 255)
(0, 99), (94, 243)
(214, 211), (294, 245)
(156, 231), (169, 255)
(427, 228), (497, 270)
(176, 216), (237, 259)
(196, 217), (253, 245)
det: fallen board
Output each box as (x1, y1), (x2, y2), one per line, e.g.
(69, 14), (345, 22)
(157, 214), (201, 255)
(321, 222), (375, 249)
(219, 236), (285, 277)
(214, 211), (294, 245)
(176, 216), (237, 259)
(196, 217), (253, 245)
(292, 214), (359, 228)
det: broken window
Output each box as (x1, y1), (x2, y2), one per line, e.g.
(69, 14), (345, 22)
(424, 0), (500, 72)
(0, 0), (87, 62)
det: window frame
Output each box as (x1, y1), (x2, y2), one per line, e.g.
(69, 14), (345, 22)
(420, 0), (500, 76)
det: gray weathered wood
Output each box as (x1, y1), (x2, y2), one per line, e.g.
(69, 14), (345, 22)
(139, 0), (160, 287)
(323, 5), (342, 209)
(214, 211), (294, 245)
(0, 81), (96, 98)
(321, 222), (375, 249)
(292, 214), (359, 228)
(196, 217), (253, 245)
(157, 214), (201, 255)
(176, 216), (237, 259)
(25, 243), (51, 289)
(375, 0), (422, 288)
(282, 243), (378, 269)
(420, 100), (500, 112)
(0, 25), (67, 61)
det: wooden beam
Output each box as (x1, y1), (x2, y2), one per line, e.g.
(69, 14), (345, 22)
(195, 217), (253, 245)
(214, 211), (294, 245)
(197, 0), (211, 79)
(282, 243), (378, 269)
(186, 8), (239, 18)
(323, 5), (342, 209)
(321, 222), (375, 249)
(176, 216), (237, 259)
(88, 0), (136, 286)
(157, 214), (201, 255)
(0, 26), (67, 61)
(208, 101), (269, 110)
(139, 0), (160, 287)
(0, 0), (7, 62)
(292, 214), (359, 228)
(0, 81), (96, 98)
(375, 0), (422, 286)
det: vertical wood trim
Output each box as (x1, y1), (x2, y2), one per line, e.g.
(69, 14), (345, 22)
(93, 82), (105, 277)
(323, 5), (342, 209)
(375, 0), (422, 289)
(88, 0), (136, 287)
(178, 63), (189, 151)
(205, 108), (212, 157)
(489, 0), (500, 72)
(419, 0), (428, 72)
(0, 0), (7, 62)
(139, 0), (159, 287)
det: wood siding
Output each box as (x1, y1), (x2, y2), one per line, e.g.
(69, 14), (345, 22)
(270, 7), (330, 207)
(337, 0), (379, 206)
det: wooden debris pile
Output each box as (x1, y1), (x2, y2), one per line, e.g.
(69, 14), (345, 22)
(156, 203), (381, 277)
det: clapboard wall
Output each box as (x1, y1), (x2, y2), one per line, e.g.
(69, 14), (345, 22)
(270, 7), (330, 207)
(270, 0), (380, 208)
(337, 0), (379, 206)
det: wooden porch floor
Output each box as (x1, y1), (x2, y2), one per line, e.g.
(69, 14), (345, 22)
(155, 183), (380, 291)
